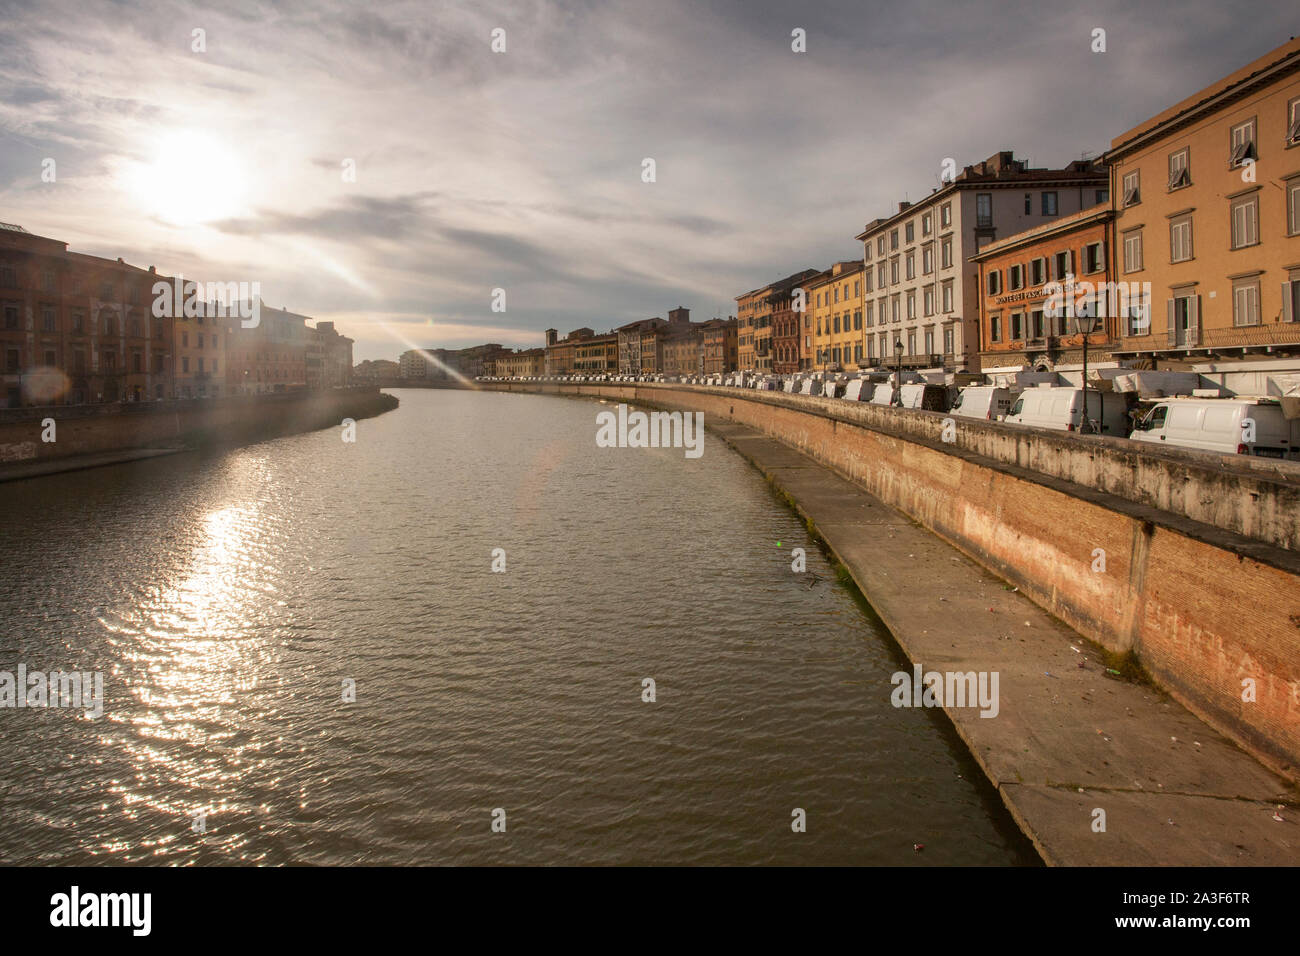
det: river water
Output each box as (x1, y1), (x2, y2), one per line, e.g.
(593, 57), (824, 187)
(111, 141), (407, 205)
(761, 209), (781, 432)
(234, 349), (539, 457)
(0, 388), (1036, 865)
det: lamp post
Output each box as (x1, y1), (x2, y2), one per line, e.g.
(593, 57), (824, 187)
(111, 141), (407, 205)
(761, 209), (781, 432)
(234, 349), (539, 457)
(1075, 304), (1099, 434)
(894, 339), (904, 406)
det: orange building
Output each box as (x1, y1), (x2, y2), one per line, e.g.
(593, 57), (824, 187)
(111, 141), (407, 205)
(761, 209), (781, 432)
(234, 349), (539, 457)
(972, 204), (1116, 370)
(228, 301), (310, 393)
(1102, 37), (1300, 371)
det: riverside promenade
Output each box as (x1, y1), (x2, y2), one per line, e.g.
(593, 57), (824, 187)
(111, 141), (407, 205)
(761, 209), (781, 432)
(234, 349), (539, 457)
(711, 420), (1296, 866)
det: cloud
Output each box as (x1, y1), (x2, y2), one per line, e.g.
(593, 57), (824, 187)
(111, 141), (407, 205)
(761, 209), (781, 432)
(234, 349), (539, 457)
(0, 0), (1293, 360)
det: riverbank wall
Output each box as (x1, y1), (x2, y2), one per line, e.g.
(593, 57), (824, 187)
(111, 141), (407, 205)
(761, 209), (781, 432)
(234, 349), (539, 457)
(484, 381), (1300, 779)
(0, 387), (399, 473)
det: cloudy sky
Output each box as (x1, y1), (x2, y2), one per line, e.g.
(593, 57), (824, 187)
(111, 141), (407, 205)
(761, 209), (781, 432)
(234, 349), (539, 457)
(0, 0), (1293, 360)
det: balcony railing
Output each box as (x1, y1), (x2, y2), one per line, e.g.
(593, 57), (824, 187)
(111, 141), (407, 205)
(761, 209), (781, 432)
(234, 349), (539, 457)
(1196, 323), (1300, 349)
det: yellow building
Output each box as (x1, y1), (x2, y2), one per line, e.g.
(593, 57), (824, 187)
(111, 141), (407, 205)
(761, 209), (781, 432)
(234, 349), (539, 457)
(806, 260), (865, 372)
(1103, 37), (1300, 376)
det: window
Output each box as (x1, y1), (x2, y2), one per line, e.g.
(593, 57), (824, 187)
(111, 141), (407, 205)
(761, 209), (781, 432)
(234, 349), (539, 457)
(990, 312), (1002, 342)
(72, 312), (83, 333)
(1010, 312), (1024, 340)
(1167, 291), (1199, 347)
(3, 305), (18, 329)
(182, 332), (189, 347)
(942, 281), (953, 313)
(1288, 97), (1300, 146)
(922, 212), (932, 236)
(1169, 215), (1193, 263)
(922, 246), (933, 275)
(976, 193), (992, 228)
(877, 263), (887, 287)
(1095, 188), (1109, 205)
(1024, 193), (1032, 215)
(864, 243), (872, 262)
(42, 306), (56, 331)
(891, 295), (900, 323)
(853, 309), (862, 331)
(907, 331), (916, 355)
(1285, 272), (1300, 323)
(944, 327), (954, 356)
(986, 269), (1001, 295)
(1041, 192), (1058, 216)
(1167, 148), (1190, 190)
(833, 286), (839, 304)
(1052, 251), (1072, 280)
(1, 265), (17, 288)
(1230, 195), (1259, 249)
(924, 287), (935, 316)
(43, 349), (55, 366)
(905, 222), (915, 243)
(890, 229), (899, 251)
(1008, 264), (1024, 290)
(925, 330), (934, 354)
(865, 272), (874, 293)
(906, 291), (916, 320)
(877, 236), (886, 257)
(1083, 241), (1104, 274)
(1229, 118), (1257, 167)
(853, 280), (860, 298)
(41, 271), (54, 292)
(890, 258), (899, 284)
(941, 237), (952, 269)
(1122, 170), (1140, 207)
(905, 253), (915, 280)
(1287, 177), (1300, 236)
(1031, 309), (1045, 339)
(1030, 257), (1047, 286)
(865, 302), (874, 327)
(867, 337), (875, 360)
(1123, 230), (1143, 273)
(182, 356), (189, 373)
(941, 202), (952, 227)
(1232, 278), (1261, 327)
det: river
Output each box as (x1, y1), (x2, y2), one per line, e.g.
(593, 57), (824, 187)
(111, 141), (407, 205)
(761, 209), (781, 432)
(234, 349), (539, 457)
(0, 388), (1037, 865)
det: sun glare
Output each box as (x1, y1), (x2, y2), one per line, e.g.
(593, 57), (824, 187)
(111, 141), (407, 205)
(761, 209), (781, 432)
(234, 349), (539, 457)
(132, 130), (249, 226)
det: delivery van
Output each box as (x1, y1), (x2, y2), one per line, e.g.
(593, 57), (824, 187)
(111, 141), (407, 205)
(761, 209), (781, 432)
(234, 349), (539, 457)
(1128, 397), (1298, 459)
(950, 385), (1017, 421)
(1003, 387), (1128, 434)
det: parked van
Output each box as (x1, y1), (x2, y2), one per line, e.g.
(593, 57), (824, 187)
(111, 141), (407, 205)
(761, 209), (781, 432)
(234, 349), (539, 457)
(869, 383), (895, 405)
(898, 383), (952, 411)
(950, 385), (1017, 421)
(1003, 387), (1129, 434)
(842, 379), (871, 401)
(1129, 397), (1298, 459)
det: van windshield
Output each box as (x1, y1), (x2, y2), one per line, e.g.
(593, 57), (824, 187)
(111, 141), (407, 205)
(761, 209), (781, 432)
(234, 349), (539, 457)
(951, 392), (965, 409)
(1009, 397), (1024, 416)
(1144, 406), (1167, 429)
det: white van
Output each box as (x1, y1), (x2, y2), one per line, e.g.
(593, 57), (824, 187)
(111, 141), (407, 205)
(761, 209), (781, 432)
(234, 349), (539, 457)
(1129, 397), (1298, 459)
(1003, 387), (1129, 435)
(951, 385), (1017, 421)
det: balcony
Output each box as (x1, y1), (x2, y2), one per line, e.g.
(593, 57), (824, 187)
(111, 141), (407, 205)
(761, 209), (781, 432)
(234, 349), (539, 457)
(1197, 323), (1300, 350)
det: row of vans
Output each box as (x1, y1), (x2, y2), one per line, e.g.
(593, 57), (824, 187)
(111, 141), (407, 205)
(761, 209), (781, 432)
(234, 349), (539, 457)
(480, 373), (1298, 460)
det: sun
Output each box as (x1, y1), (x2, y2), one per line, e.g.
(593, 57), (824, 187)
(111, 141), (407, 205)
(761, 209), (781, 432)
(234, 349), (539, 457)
(131, 130), (249, 226)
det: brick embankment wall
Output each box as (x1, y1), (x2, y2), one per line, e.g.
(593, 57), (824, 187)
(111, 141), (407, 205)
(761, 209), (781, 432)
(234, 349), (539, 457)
(487, 382), (1300, 777)
(0, 388), (399, 465)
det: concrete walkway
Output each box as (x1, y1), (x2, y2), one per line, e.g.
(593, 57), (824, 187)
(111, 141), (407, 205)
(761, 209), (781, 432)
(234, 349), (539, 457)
(713, 421), (1298, 866)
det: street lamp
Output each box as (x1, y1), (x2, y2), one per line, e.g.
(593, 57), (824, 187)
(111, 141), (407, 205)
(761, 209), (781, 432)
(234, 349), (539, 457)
(894, 339), (904, 406)
(1075, 306), (1100, 434)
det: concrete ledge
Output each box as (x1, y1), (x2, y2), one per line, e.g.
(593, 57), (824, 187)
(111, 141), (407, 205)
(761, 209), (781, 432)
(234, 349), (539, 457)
(712, 419), (1296, 866)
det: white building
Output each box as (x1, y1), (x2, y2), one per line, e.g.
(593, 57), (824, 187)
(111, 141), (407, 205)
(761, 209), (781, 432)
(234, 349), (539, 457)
(856, 151), (1109, 372)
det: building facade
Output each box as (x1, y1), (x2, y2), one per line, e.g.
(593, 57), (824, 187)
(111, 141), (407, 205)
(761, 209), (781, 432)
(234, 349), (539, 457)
(228, 302), (309, 393)
(0, 224), (175, 407)
(769, 271), (818, 374)
(807, 260), (865, 372)
(857, 152), (1108, 372)
(701, 317), (738, 374)
(1102, 37), (1300, 380)
(972, 204), (1117, 370)
(496, 347), (545, 378)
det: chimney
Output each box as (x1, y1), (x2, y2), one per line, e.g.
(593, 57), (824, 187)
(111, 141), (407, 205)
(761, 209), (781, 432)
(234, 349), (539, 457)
(898, 201), (911, 213)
